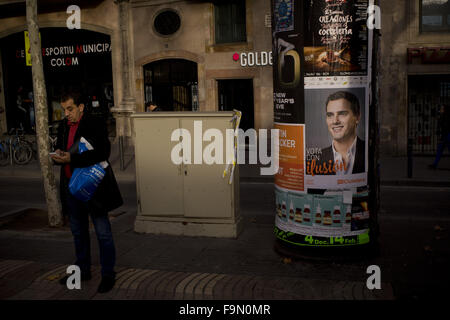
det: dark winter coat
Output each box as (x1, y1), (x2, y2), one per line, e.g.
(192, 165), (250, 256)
(55, 114), (123, 215)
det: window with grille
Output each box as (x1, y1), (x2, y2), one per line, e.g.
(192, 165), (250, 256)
(214, 0), (246, 44)
(408, 75), (450, 155)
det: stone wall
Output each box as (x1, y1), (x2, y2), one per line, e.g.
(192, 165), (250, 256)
(379, 0), (450, 156)
(131, 0), (274, 130)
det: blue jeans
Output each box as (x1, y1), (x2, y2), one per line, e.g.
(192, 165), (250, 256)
(66, 191), (116, 278)
(433, 133), (450, 167)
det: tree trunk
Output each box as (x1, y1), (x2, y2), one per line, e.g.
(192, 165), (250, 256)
(26, 0), (62, 227)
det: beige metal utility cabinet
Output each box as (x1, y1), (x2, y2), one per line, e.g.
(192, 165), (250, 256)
(132, 112), (242, 238)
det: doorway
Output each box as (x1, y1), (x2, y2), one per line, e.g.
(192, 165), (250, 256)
(217, 79), (254, 131)
(143, 59), (198, 111)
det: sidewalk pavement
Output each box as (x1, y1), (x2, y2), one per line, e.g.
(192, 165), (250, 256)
(379, 156), (450, 187)
(0, 258), (391, 300)
(0, 206), (396, 300)
(0, 140), (448, 300)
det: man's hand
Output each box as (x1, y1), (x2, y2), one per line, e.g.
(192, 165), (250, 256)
(51, 149), (71, 164)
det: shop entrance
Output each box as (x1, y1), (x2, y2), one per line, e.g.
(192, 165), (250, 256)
(218, 79), (254, 131)
(0, 28), (114, 135)
(408, 74), (450, 155)
(143, 59), (198, 111)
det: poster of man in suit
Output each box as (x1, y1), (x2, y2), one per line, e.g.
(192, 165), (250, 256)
(305, 87), (368, 189)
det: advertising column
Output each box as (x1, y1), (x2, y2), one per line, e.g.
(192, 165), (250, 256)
(272, 0), (375, 251)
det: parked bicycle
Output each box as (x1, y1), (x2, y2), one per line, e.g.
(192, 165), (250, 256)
(0, 122), (62, 166)
(0, 128), (33, 166)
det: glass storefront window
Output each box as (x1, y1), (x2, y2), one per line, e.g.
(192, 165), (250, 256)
(0, 28), (115, 135)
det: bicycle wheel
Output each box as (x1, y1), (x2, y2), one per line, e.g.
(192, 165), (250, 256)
(13, 142), (33, 165)
(23, 138), (37, 159)
(0, 144), (9, 166)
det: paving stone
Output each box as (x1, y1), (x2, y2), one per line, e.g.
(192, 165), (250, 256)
(194, 273), (220, 300)
(0, 258), (397, 300)
(138, 270), (168, 300)
(159, 271), (190, 300)
(226, 274), (251, 300)
(232, 275), (256, 300)
(212, 274), (235, 299)
(183, 273), (211, 300)
(143, 270), (176, 299)
(152, 271), (183, 299)
(174, 272), (203, 300)
(113, 269), (153, 299)
(203, 274), (226, 299)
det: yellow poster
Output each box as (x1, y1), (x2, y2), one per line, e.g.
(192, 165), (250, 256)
(24, 31), (41, 66)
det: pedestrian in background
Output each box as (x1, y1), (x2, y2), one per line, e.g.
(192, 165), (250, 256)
(145, 101), (160, 112)
(15, 86), (27, 131)
(429, 104), (450, 169)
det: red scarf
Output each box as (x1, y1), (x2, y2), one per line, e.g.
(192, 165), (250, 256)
(65, 116), (82, 179)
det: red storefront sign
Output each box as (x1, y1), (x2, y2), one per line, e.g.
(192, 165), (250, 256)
(407, 47), (450, 64)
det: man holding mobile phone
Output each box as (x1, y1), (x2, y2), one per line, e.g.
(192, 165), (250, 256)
(51, 89), (122, 293)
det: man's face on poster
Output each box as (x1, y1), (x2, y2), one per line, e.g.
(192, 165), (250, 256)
(326, 98), (360, 143)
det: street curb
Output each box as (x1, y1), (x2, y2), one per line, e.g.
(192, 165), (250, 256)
(240, 177), (274, 183)
(0, 207), (29, 226)
(2, 173), (449, 188)
(381, 180), (450, 188)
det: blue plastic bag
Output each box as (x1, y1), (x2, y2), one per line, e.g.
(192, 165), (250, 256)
(69, 137), (108, 202)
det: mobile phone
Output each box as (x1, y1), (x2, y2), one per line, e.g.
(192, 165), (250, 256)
(49, 152), (57, 156)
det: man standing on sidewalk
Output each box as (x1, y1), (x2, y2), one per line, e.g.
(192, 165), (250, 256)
(51, 90), (123, 293)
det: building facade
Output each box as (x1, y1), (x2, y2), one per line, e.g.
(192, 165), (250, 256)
(1, 0), (448, 157)
(0, 0), (274, 139)
(380, 0), (450, 156)
(131, 0), (274, 131)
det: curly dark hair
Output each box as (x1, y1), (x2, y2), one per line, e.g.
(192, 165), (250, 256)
(60, 89), (84, 106)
